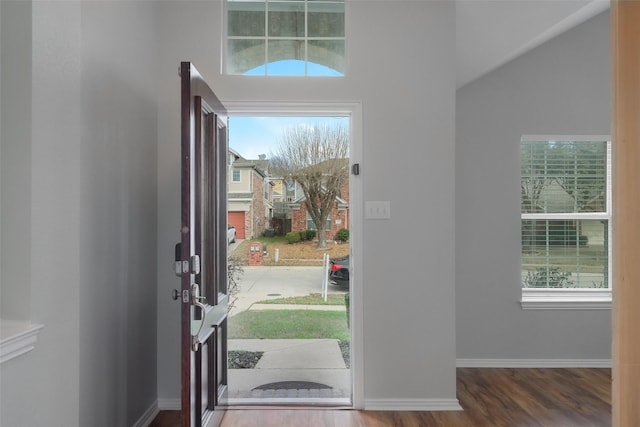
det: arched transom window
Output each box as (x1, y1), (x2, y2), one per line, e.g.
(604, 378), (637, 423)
(226, 0), (345, 76)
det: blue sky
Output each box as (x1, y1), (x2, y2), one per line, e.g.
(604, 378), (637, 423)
(228, 59), (347, 159)
(228, 116), (349, 160)
(244, 59), (344, 77)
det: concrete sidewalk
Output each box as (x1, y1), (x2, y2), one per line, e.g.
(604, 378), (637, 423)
(230, 265), (346, 316)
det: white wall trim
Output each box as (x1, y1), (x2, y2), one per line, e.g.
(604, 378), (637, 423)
(521, 289), (611, 310)
(364, 398), (462, 411)
(158, 398), (181, 410)
(456, 359), (612, 368)
(0, 321), (44, 364)
(132, 401), (159, 427)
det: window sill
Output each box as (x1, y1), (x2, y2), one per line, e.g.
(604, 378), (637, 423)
(521, 289), (611, 310)
(1, 320), (44, 364)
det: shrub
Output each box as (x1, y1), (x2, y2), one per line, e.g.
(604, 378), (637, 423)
(523, 267), (573, 288)
(336, 228), (349, 242)
(227, 255), (244, 313)
(298, 231), (308, 241)
(306, 229), (316, 241)
(285, 231), (301, 244)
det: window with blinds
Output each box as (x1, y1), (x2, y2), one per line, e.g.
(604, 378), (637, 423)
(226, 0), (345, 76)
(520, 137), (611, 305)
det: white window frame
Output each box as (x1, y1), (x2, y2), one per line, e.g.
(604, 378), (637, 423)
(306, 210), (331, 231)
(520, 135), (612, 310)
(232, 168), (241, 183)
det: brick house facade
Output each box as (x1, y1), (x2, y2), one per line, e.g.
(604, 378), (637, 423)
(290, 181), (349, 241)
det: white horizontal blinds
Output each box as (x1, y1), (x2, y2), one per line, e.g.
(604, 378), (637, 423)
(226, 0), (345, 76)
(521, 139), (610, 289)
(521, 141), (607, 214)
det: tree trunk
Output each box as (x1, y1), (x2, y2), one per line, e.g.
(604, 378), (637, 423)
(316, 226), (328, 249)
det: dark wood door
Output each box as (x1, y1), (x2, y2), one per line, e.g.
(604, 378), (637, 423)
(180, 62), (229, 427)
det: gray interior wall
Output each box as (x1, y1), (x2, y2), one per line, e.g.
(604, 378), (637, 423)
(156, 0), (457, 405)
(1, 0), (32, 321)
(455, 11), (611, 361)
(78, 2), (159, 425)
(1, 2), (159, 426)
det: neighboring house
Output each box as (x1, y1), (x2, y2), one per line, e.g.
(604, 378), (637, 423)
(269, 176), (293, 235)
(269, 175), (349, 239)
(228, 149), (273, 239)
(289, 181), (349, 240)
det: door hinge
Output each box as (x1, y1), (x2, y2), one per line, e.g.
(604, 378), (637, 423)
(352, 163), (360, 175)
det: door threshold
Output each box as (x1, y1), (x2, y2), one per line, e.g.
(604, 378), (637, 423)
(228, 397), (352, 407)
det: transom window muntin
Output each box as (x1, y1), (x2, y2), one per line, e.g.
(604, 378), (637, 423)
(226, 0), (345, 76)
(520, 136), (612, 308)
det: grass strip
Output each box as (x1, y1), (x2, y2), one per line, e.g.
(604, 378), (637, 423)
(228, 309), (349, 341)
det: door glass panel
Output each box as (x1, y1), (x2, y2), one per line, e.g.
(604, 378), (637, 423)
(202, 343), (210, 411)
(226, 114), (352, 405)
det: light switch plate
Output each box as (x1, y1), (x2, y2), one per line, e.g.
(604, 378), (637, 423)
(365, 201), (391, 219)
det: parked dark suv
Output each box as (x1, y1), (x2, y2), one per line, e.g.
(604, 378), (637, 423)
(329, 256), (349, 288)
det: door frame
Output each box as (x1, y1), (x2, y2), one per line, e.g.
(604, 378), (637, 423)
(224, 101), (364, 408)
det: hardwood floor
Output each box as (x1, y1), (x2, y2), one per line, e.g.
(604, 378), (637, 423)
(150, 368), (611, 427)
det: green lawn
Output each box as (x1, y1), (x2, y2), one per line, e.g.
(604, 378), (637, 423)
(228, 309), (349, 341)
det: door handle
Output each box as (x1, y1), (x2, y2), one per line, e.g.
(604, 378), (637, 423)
(191, 294), (229, 352)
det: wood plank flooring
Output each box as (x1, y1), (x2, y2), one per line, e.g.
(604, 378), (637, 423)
(150, 368), (611, 427)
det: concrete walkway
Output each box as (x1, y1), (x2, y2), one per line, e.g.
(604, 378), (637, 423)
(228, 338), (351, 400)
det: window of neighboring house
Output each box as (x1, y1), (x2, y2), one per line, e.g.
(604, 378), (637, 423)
(306, 211), (331, 231)
(520, 136), (611, 309)
(225, 0), (345, 76)
(232, 168), (241, 182)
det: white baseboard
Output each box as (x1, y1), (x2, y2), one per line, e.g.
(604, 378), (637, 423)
(364, 398), (462, 411)
(132, 401), (159, 427)
(158, 398), (181, 410)
(456, 358), (612, 368)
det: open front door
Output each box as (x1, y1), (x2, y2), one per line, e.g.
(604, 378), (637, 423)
(179, 62), (229, 427)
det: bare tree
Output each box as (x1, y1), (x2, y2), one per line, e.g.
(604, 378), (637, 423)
(271, 123), (349, 249)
